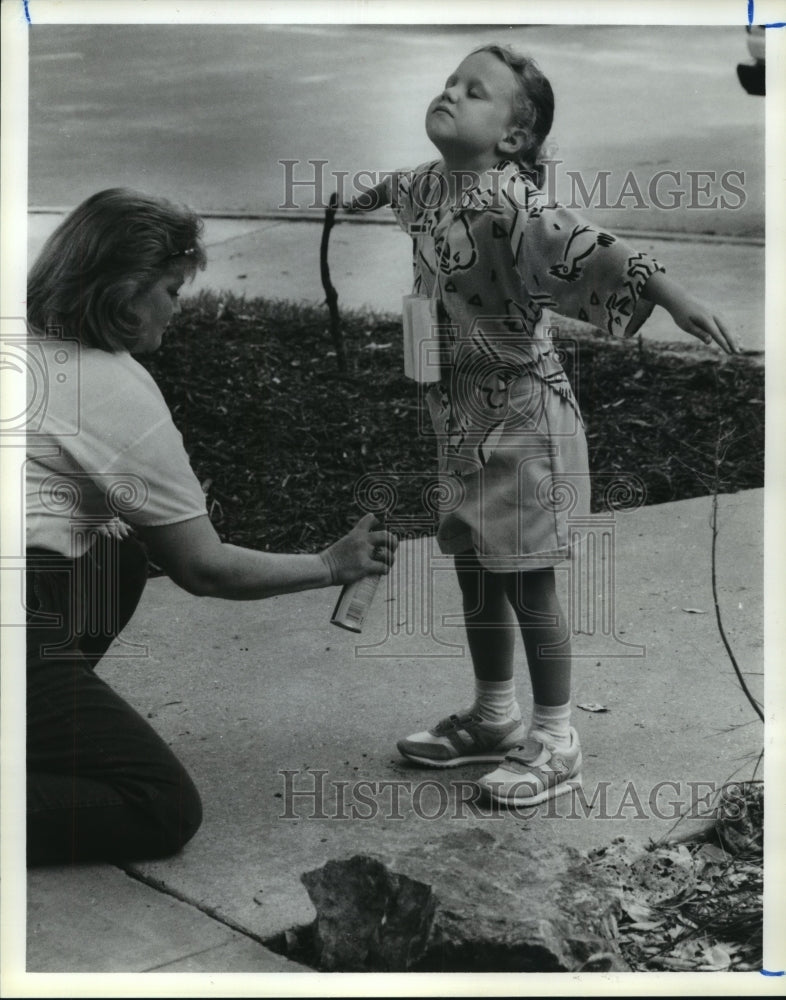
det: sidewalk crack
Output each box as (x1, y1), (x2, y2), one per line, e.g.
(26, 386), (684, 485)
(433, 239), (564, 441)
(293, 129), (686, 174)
(116, 863), (274, 951)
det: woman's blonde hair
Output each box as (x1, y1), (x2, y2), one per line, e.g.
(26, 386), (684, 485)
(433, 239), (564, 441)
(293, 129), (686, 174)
(27, 188), (207, 351)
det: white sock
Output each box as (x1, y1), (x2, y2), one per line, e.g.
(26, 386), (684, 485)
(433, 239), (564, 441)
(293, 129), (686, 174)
(529, 702), (572, 749)
(472, 678), (522, 725)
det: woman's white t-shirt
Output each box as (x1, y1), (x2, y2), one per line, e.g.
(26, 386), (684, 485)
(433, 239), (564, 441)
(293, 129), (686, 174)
(26, 338), (208, 558)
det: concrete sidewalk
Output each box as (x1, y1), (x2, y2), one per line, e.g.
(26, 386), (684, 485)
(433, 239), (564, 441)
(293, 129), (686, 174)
(25, 489), (764, 975)
(18, 210), (768, 982)
(27, 212), (766, 353)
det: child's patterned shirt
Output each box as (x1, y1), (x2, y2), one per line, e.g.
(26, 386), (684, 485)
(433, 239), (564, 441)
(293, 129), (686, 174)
(388, 158), (665, 474)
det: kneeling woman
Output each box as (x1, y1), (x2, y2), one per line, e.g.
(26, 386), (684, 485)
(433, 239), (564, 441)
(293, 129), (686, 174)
(25, 188), (396, 865)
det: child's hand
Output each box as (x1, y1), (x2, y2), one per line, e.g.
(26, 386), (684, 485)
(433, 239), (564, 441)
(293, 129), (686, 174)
(641, 272), (740, 354)
(668, 295), (740, 355)
(327, 192), (365, 215)
(328, 191), (361, 215)
(326, 193), (363, 224)
(334, 196), (369, 215)
(333, 179), (392, 215)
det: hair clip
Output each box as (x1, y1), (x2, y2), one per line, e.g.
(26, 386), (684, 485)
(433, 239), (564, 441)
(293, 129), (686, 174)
(168, 247), (197, 258)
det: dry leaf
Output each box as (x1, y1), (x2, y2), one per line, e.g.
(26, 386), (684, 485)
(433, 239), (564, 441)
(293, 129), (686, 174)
(578, 702), (609, 713)
(655, 957), (695, 970)
(697, 943), (732, 972)
(621, 899), (655, 922)
(696, 843), (728, 864)
(681, 607), (708, 614)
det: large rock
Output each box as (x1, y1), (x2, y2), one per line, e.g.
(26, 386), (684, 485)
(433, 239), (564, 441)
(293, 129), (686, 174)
(299, 828), (629, 972)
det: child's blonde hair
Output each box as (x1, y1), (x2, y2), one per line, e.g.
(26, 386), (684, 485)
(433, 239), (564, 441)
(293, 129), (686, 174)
(474, 44), (554, 185)
(27, 188), (207, 352)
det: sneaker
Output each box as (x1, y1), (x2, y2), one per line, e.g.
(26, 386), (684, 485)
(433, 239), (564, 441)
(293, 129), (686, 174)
(396, 711), (525, 768)
(477, 728), (583, 806)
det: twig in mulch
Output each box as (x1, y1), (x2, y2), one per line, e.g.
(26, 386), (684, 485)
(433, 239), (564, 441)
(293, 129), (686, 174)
(593, 782), (763, 972)
(320, 193), (346, 372)
(710, 368), (763, 722)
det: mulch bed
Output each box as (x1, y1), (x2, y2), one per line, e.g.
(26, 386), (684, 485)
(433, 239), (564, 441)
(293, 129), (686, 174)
(142, 291), (764, 552)
(596, 780), (764, 972)
(142, 294), (764, 973)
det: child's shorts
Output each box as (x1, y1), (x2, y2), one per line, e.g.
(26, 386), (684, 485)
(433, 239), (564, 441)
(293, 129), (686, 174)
(428, 356), (591, 572)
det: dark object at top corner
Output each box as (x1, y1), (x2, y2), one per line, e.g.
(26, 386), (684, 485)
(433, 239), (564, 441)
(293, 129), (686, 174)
(737, 25), (765, 96)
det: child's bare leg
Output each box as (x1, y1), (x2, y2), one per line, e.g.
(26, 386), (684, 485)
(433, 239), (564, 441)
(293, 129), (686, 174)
(453, 550), (521, 723)
(395, 550), (524, 765)
(478, 566), (581, 804)
(455, 550), (515, 682)
(505, 567), (572, 748)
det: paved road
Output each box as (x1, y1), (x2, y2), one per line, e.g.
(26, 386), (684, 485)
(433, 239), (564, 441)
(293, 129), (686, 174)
(29, 23), (764, 237)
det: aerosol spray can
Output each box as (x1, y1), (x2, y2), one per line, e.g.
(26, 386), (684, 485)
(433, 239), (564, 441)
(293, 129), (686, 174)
(330, 574), (382, 633)
(330, 544), (385, 633)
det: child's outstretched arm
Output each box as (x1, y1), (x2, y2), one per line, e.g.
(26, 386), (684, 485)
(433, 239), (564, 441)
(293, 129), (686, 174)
(338, 178), (393, 214)
(640, 272), (740, 354)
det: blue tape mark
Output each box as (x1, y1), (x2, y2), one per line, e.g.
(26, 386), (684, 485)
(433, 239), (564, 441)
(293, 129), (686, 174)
(761, 970), (786, 976)
(23, 0), (31, 23)
(748, 1), (785, 28)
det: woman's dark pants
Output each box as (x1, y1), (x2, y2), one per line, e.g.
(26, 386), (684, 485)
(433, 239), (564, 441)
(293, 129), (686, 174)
(26, 536), (202, 865)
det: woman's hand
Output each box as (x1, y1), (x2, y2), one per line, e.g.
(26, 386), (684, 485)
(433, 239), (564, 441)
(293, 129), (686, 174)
(96, 517), (133, 541)
(641, 272), (740, 354)
(319, 513), (398, 585)
(136, 512), (397, 600)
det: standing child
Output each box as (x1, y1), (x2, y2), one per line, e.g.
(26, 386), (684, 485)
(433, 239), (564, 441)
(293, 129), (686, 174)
(342, 44), (738, 806)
